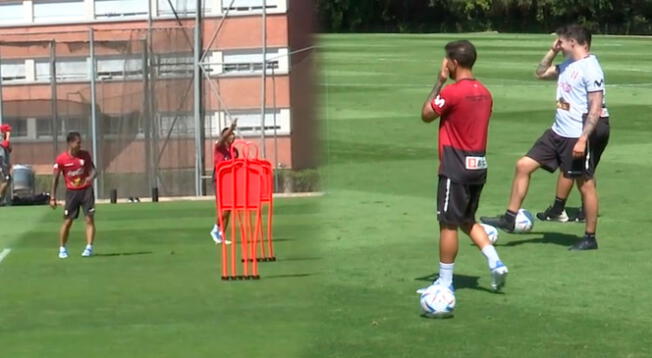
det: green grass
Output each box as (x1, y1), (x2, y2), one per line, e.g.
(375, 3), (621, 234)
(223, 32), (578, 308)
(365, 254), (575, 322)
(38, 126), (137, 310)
(317, 33), (652, 357)
(1, 33), (651, 357)
(0, 200), (321, 357)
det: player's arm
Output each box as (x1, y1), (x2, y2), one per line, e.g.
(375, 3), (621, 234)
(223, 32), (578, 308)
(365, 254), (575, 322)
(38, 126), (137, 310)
(216, 118), (238, 147)
(421, 58), (449, 123)
(85, 156), (97, 186)
(573, 91), (604, 157)
(535, 39), (561, 80)
(50, 165), (60, 209)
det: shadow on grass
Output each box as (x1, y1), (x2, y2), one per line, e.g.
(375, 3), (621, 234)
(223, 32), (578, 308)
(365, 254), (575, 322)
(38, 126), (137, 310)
(278, 256), (321, 262)
(503, 231), (578, 247)
(94, 251), (154, 257)
(264, 273), (316, 279)
(415, 273), (498, 294)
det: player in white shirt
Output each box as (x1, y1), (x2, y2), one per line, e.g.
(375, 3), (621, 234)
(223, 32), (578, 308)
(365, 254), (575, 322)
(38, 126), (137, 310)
(481, 24), (606, 250)
(535, 26), (610, 226)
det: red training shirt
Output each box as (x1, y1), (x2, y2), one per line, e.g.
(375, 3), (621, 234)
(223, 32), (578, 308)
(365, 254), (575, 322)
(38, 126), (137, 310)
(53, 150), (94, 190)
(430, 78), (493, 184)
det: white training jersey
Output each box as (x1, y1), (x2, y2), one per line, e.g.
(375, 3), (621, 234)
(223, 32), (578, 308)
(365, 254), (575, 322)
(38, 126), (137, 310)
(552, 54), (608, 138)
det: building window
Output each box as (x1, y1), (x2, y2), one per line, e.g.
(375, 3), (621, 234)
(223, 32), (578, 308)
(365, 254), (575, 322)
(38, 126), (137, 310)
(2, 118), (28, 138)
(208, 109), (290, 137)
(155, 53), (194, 78)
(34, 58), (88, 82)
(33, 0), (86, 23)
(221, 48), (286, 76)
(1, 61), (27, 83)
(95, 0), (148, 18)
(96, 57), (143, 80)
(0, 2), (24, 24)
(158, 0), (201, 16)
(221, 0), (279, 13)
(159, 113), (195, 138)
(36, 118), (52, 138)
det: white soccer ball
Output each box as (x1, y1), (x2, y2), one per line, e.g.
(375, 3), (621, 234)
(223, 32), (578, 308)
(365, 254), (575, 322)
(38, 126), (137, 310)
(514, 208), (534, 233)
(480, 223), (499, 244)
(420, 284), (456, 317)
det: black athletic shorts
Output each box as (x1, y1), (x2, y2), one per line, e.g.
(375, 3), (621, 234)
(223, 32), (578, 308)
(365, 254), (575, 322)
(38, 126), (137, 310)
(526, 117), (609, 179)
(436, 175), (484, 226)
(64, 186), (95, 220)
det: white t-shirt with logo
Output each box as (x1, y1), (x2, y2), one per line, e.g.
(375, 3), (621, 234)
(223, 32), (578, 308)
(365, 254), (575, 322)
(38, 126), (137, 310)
(552, 54), (608, 138)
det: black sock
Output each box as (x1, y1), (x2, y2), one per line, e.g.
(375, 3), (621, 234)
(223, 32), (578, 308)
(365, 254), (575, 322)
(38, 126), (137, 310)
(585, 232), (596, 240)
(505, 210), (517, 225)
(551, 196), (566, 214)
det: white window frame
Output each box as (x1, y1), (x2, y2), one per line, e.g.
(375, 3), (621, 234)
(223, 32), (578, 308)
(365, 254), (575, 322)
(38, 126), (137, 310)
(213, 48), (288, 77)
(216, 0), (285, 15)
(96, 56), (144, 81)
(1, 60), (27, 83)
(33, 0), (87, 24)
(94, 0), (149, 19)
(0, 1), (25, 25)
(208, 108), (290, 138)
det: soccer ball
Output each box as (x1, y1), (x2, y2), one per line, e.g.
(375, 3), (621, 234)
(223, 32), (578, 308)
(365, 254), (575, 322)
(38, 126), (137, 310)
(420, 284), (456, 318)
(480, 223), (499, 244)
(514, 208), (534, 233)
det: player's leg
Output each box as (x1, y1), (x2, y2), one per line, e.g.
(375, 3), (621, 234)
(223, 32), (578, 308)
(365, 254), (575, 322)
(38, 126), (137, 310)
(462, 183), (507, 291)
(480, 156), (541, 232)
(568, 117), (610, 222)
(0, 168), (9, 205)
(80, 187), (96, 257)
(417, 176), (460, 293)
(569, 177), (598, 250)
(58, 189), (81, 259)
(537, 173), (572, 222)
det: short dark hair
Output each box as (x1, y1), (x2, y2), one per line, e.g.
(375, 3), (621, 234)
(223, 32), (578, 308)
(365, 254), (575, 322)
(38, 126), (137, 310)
(445, 40), (477, 69)
(556, 24), (592, 48)
(66, 131), (81, 143)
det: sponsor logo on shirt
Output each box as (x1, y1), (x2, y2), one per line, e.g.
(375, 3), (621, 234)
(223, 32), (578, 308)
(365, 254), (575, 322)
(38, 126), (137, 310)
(434, 95), (446, 108)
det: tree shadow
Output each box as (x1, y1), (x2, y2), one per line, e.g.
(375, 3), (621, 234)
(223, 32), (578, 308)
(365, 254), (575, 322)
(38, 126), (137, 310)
(415, 273), (498, 294)
(503, 231), (578, 247)
(94, 251), (154, 257)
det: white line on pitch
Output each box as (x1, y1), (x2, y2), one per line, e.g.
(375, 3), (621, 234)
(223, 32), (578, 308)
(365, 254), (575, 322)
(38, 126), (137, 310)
(0, 248), (11, 264)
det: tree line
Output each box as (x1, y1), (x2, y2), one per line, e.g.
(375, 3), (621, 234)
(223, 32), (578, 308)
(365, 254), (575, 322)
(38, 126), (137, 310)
(316, 0), (652, 35)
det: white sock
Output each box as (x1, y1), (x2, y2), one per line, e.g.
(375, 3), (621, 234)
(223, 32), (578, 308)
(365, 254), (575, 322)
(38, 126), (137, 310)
(212, 224), (219, 232)
(481, 245), (500, 269)
(85, 244), (93, 250)
(59, 246), (66, 251)
(437, 262), (454, 286)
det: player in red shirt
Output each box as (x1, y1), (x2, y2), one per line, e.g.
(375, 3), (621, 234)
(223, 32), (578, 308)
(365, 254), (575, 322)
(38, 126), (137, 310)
(0, 124), (12, 205)
(417, 40), (508, 305)
(210, 119), (238, 244)
(50, 132), (97, 259)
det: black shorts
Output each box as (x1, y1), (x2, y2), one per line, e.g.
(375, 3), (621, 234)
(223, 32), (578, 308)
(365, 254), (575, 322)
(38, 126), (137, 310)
(526, 118), (609, 180)
(436, 176), (484, 226)
(64, 186), (95, 220)
(588, 117), (610, 171)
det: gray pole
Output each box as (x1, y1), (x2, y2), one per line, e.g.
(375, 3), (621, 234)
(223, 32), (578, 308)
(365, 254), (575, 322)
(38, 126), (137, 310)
(89, 29), (100, 200)
(50, 41), (59, 155)
(259, 0), (267, 158)
(0, 47), (4, 126)
(193, 0), (204, 196)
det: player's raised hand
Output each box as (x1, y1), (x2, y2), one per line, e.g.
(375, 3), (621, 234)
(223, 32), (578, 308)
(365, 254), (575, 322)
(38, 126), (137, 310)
(439, 58), (450, 83)
(550, 39), (562, 53)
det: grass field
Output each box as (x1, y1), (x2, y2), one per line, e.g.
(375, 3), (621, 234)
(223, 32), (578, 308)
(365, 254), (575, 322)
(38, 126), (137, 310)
(1, 33), (652, 357)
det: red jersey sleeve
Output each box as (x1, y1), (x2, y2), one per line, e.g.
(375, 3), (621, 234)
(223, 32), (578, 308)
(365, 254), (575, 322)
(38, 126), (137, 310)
(430, 85), (456, 117)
